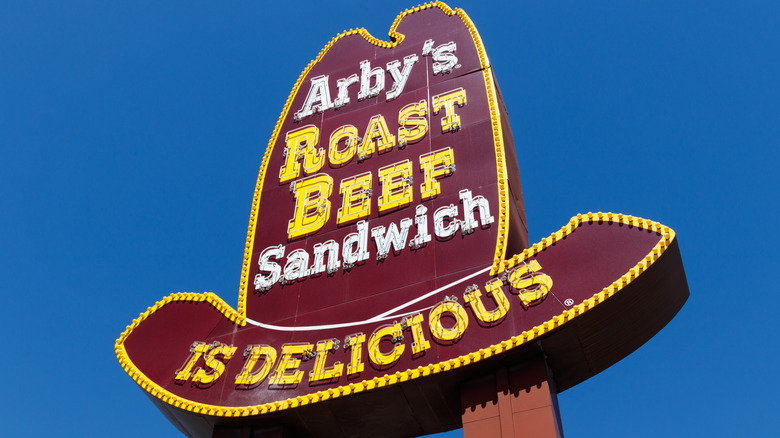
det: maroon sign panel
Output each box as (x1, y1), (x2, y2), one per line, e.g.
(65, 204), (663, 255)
(116, 4), (688, 437)
(242, 4), (513, 331)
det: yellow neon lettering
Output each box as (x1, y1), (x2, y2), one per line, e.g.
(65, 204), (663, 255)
(287, 174), (333, 240)
(346, 333), (366, 376)
(432, 88), (466, 133)
(234, 344), (277, 386)
(279, 125), (324, 183)
(360, 114), (395, 159)
(429, 301), (468, 342)
(174, 341), (209, 382)
(329, 125), (359, 167)
(406, 313), (430, 355)
(309, 339), (344, 383)
(398, 100), (428, 147)
(378, 160), (413, 213)
(419, 147), (455, 200)
(464, 279), (510, 325)
(508, 260), (553, 305)
(192, 343), (237, 385)
(269, 343), (312, 387)
(368, 323), (405, 367)
(337, 172), (372, 225)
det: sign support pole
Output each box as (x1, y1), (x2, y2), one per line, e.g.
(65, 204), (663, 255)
(212, 425), (287, 438)
(461, 356), (563, 438)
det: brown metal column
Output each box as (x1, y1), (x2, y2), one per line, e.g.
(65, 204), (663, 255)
(461, 356), (563, 438)
(212, 425), (287, 438)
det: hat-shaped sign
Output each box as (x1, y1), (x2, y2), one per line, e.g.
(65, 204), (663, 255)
(116, 3), (688, 437)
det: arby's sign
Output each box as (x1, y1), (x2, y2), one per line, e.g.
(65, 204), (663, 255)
(116, 3), (688, 436)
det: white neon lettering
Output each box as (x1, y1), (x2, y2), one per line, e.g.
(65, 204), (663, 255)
(294, 75), (334, 120)
(371, 218), (413, 261)
(254, 245), (285, 291)
(386, 54), (419, 101)
(358, 60), (384, 101)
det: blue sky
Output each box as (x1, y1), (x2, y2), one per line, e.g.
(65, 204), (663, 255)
(2, 1), (778, 436)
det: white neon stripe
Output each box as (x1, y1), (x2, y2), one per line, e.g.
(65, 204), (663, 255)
(374, 266), (491, 318)
(244, 265), (491, 332)
(246, 312), (403, 332)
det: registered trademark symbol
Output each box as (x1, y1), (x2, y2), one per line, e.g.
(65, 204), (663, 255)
(564, 298), (574, 306)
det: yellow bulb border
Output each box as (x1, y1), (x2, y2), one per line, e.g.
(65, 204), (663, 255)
(116, 211), (676, 417)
